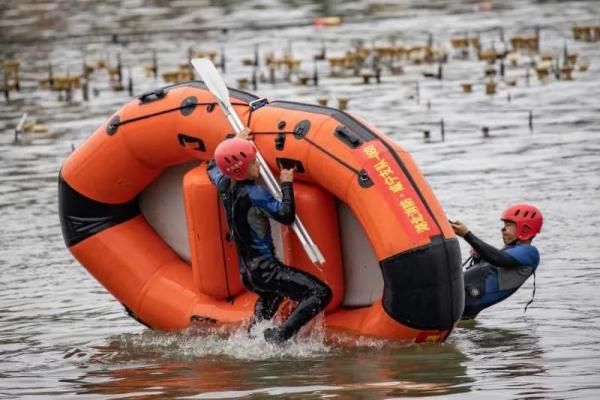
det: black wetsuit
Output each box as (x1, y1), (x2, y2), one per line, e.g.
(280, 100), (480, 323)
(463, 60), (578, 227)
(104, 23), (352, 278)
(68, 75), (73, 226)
(462, 231), (540, 319)
(208, 160), (332, 342)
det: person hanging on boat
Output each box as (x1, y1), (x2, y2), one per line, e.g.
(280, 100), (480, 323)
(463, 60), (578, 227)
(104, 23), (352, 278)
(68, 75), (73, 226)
(207, 128), (332, 344)
(449, 204), (543, 320)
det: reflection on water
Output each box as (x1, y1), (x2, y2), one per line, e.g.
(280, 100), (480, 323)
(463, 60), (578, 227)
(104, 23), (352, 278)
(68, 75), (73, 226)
(2, 0), (600, 398)
(67, 327), (471, 399)
(455, 320), (555, 398)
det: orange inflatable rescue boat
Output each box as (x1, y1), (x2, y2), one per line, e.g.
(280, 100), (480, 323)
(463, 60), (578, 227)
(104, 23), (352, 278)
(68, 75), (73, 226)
(58, 82), (464, 343)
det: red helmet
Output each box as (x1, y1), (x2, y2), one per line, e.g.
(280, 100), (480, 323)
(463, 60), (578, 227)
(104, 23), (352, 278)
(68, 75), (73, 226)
(214, 138), (257, 180)
(501, 203), (543, 241)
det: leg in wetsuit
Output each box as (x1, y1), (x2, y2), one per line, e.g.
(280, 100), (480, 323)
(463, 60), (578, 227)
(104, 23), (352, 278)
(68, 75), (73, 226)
(245, 256), (332, 343)
(242, 269), (284, 332)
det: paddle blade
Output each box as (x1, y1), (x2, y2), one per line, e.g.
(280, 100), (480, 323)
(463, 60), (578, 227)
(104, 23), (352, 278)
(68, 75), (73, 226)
(190, 58), (230, 106)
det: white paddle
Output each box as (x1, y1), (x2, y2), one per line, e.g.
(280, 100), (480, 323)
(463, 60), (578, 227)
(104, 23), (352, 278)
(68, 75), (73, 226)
(191, 58), (325, 266)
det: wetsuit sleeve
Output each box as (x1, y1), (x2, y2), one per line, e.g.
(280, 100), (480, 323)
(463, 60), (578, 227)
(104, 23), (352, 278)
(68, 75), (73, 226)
(247, 182), (295, 225)
(463, 231), (520, 268)
(207, 159), (230, 192)
(504, 245), (540, 268)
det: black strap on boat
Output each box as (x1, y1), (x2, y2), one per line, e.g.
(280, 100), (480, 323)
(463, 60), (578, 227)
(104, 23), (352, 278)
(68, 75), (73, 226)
(303, 134), (363, 174)
(109, 101), (250, 129)
(215, 189), (233, 304)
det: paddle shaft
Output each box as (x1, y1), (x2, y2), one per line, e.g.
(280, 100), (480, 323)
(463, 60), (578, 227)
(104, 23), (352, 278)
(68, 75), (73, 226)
(221, 100), (325, 266)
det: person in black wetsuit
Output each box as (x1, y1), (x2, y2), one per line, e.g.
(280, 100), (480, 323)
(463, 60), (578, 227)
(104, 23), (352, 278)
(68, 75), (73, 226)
(208, 129), (332, 344)
(450, 204), (543, 320)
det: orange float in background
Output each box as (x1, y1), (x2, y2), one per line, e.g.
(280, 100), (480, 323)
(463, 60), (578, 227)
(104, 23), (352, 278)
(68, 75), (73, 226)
(58, 82), (464, 342)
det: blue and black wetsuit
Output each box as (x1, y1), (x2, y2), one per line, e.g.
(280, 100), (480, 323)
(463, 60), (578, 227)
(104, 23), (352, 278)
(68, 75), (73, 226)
(462, 231), (540, 320)
(207, 160), (331, 342)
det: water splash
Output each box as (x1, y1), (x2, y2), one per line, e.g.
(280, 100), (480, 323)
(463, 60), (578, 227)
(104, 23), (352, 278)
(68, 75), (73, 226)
(85, 317), (394, 364)
(90, 321), (324, 362)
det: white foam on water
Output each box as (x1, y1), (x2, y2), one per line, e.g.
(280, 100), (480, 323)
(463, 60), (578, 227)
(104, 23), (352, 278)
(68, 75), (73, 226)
(99, 320), (329, 362)
(88, 316), (392, 364)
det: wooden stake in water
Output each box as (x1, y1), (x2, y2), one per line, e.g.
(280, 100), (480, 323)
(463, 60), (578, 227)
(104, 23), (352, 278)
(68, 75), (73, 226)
(117, 53), (123, 83)
(529, 110), (534, 132)
(441, 118), (445, 141)
(128, 69), (134, 97)
(482, 126), (490, 138)
(220, 48), (226, 73)
(253, 44), (259, 67)
(48, 63), (54, 87)
(151, 50), (158, 79)
(416, 82), (420, 104)
(423, 130), (431, 143)
(251, 69), (257, 91)
(269, 66), (276, 85)
(319, 40), (326, 60)
(82, 79), (89, 101)
(14, 62), (20, 91)
(187, 47), (194, 65)
(3, 72), (8, 102)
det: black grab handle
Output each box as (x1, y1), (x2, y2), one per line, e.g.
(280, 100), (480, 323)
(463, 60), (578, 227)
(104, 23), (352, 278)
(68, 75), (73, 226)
(334, 126), (362, 148)
(138, 88), (167, 104)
